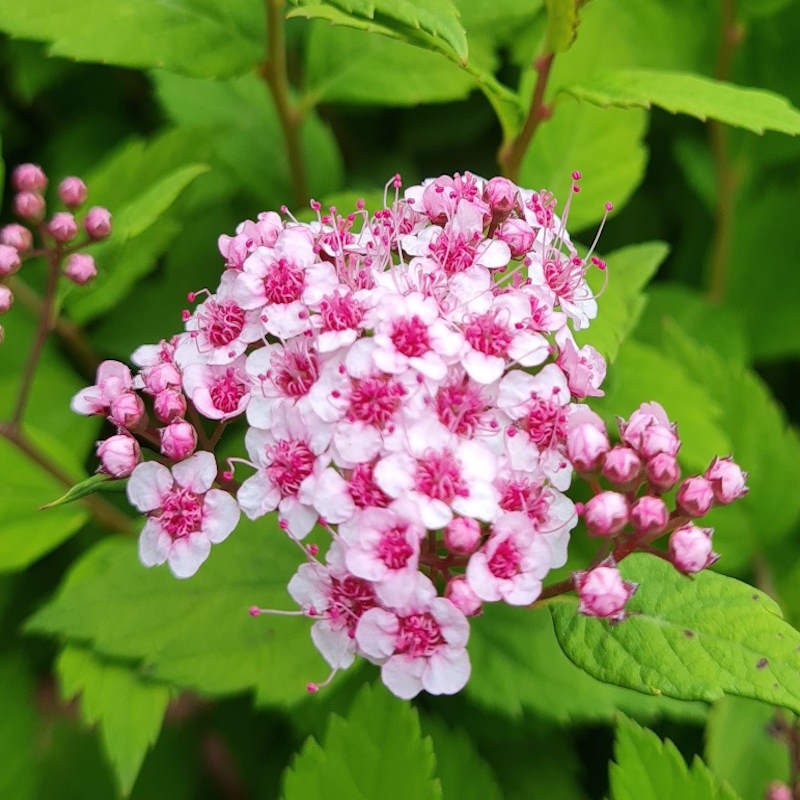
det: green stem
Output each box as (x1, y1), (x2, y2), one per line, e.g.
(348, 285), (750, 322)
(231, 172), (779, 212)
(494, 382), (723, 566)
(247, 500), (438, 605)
(498, 53), (555, 182)
(261, 0), (308, 207)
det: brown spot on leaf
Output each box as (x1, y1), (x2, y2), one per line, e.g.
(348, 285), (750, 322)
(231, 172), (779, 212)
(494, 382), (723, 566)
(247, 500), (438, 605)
(683, 629), (695, 638)
(757, 658), (769, 669)
(753, 594), (760, 601)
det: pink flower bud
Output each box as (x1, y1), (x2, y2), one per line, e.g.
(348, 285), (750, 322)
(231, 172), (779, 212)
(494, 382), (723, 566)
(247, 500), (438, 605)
(0, 244), (22, 278)
(567, 422), (609, 471)
(109, 391), (145, 429)
(583, 491), (629, 536)
(676, 476), (715, 517)
(153, 388), (187, 423)
(765, 782), (793, 800)
(64, 253), (97, 285)
(639, 423), (680, 459)
(445, 576), (483, 617)
(0, 285), (14, 314)
(444, 517), (482, 555)
(160, 420), (197, 460)
(705, 456), (748, 504)
(142, 362), (182, 394)
(645, 452), (681, 491)
(58, 176), (88, 208)
(14, 191), (46, 222)
(669, 523), (718, 574)
(575, 564), (637, 620)
(619, 402), (671, 451)
(96, 434), (140, 477)
(484, 176), (517, 215)
(1, 224), (33, 252)
(12, 163), (47, 193)
(629, 495), (669, 535)
(496, 218), (535, 258)
(84, 206), (112, 240)
(601, 446), (641, 487)
(48, 212), (78, 243)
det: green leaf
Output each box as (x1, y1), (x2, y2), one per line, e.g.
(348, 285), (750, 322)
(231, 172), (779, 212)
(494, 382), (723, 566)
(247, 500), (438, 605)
(543, 0), (588, 55)
(576, 241), (668, 362)
(42, 473), (127, 510)
(706, 697), (789, 800)
(611, 715), (740, 800)
(153, 72), (343, 205)
(0, 429), (89, 572)
(519, 98), (648, 231)
(564, 70), (800, 135)
(0, 655), (38, 800)
(421, 715), (502, 800)
(64, 129), (212, 324)
(57, 646), (170, 797)
(468, 603), (706, 724)
(304, 22), (479, 107)
(0, 0), (264, 78)
(289, 0), (468, 63)
(281, 683), (441, 800)
(660, 324), (800, 560)
(26, 520), (331, 705)
(551, 553), (800, 715)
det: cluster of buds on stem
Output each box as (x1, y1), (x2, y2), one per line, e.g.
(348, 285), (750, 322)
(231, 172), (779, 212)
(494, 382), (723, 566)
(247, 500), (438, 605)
(1, 163), (111, 344)
(72, 171), (747, 699)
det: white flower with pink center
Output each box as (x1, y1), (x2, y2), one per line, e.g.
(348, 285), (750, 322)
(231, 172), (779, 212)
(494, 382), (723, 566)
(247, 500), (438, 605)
(182, 355), (251, 420)
(374, 418), (499, 529)
(288, 542), (378, 670)
(555, 327), (606, 398)
(466, 511), (552, 605)
(355, 573), (470, 699)
(527, 250), (597, 330)
(177, 272), (262, 365)
(339, 503), (424, 606)
(237, 408), (329, 537)
(127, 451), (239, 578)
(371, 292), (463, 381)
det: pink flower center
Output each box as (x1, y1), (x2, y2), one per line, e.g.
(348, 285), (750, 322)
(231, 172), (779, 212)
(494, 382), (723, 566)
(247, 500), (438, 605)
(464, 312), (512, 356)
(263, 258), (304, 304)
(435, 380), (487, 436)
(430, 230), (478, 274)
(347, 376), (404, 426)
(329, 575), (377, 636)
(266, 439), (315, 496)
(201, 300), (246, 347)
(391, 316), (430, 358)
(498, 479), (552, 524)
(348, 463), (390, 508)
(377, 526), (414, 569)
(271, 346), (318, 398)
(487, 538), (520, 579)
(543, 255), (585, 301)
(525, 398), (567, 450)
(320, 293), (363, 332)
(415, 450), (467, 502)
(396, 612), (445, 657)
(158, 487), (203, 539)
(527, 191), (555, 227)
(209, 369), (248, 413)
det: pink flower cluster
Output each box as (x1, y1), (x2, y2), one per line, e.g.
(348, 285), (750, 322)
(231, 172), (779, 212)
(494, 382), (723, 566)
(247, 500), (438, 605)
(72, 171), (747, 699)
(1, 163), (111, 344)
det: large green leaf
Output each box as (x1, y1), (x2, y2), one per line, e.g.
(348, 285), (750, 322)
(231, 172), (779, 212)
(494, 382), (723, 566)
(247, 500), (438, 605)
(0, 655), (37, 800)
(564, 70), (800, 135)
(576, 241), (668, 362)
(26, 520), (330, 705)
(57, 646), (170, 797)
(153, 72), (343, 207)
(0, 0), (264, 78)
(467, 603), (706, 723)
(304, 22), (479, 107)
(281, 683), (441, 800)
(519, 98), (648, 231)
(611, 715), (740, 800)
(289, 0), (468, 63)
(551, 553), (800, 714)
(705, 697), (789, 800)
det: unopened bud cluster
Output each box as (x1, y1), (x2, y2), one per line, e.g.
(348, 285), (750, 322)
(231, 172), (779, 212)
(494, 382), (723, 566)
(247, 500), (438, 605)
(1, 163), (112, 343)
(72, 171), (746, 699)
